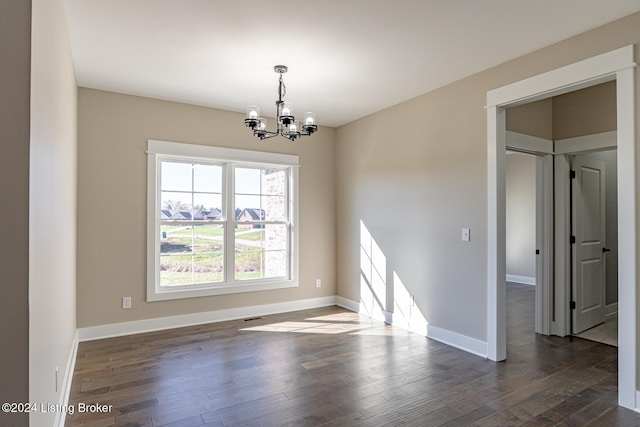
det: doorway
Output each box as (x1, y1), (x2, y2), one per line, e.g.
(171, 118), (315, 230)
(505, 146), (619, 346)
(486, 45), (636, 409)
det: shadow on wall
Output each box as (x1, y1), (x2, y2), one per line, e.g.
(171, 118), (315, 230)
(359, 220), (428, 336)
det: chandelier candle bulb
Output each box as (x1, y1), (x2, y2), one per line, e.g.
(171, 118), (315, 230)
(247, 105), (260, 119)
(244, 105), (261, 130)
(304, 112), (316, 125)
(281, 102), (293, 117)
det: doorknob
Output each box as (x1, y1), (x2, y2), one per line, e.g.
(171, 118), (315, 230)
(602, 247), (611, 253)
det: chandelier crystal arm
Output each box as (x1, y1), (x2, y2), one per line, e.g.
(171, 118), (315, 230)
(244, 65), (317, 142)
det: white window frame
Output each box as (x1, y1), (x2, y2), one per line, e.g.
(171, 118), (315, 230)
(147, 140), (299, 301)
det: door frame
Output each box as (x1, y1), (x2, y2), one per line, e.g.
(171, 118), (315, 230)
(486, 45), (637, 409)
(505, 134), (554, 336)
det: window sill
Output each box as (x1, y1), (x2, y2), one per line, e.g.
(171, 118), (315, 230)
(147, 279), (299, 302)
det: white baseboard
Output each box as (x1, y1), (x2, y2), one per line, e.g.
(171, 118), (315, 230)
(606, 302), (618, 317)
(337, 296), (487, 359)
(426, 325), (488, 358)
(335, 295), (359, 313)
(78, 293), (487, 369)
(78, 296), (337, 341)
(54, 332), (78, 427)
(506, 274), (536, 285)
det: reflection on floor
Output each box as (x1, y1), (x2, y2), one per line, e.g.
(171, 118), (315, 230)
(575, 314), (618, 347)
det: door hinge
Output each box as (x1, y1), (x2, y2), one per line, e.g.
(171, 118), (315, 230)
(570, 301), (576, 310)
(535, 249), (540, 255)
(570, 235), (576, 244)
(570, 170), (576, 179)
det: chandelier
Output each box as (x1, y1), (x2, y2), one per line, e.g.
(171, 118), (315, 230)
(244, 65), (318, 141)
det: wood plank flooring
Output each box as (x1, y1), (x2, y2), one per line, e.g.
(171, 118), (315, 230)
(65, 285), (640, 426)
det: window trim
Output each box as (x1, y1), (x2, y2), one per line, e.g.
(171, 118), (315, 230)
(147, 140), (299, 301)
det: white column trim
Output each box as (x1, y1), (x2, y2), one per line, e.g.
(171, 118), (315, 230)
(487, 45), (636, 108)
(554, 131), (617, 154)
(506, 131), (554, 154)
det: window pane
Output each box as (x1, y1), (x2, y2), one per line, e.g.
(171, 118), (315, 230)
(262, 169), (286, 195)
(161, 225), (193, 254)
(193, 194), (221, 220)
(160, 223), (224, 286)
(193, 164), (221, 193)
(263, 195), (286, 221)
(235, 167), (260, 194)
(235, 251), (263, 280)
(234, 250), (287, 280)
(193, 225), (224, 254)
(235, 224), (288, 281)
(235, 197), (261, 219)
(264, 250), (287, 278)
(235, 227), (263, 252)
(193, 253), (224, 284)
(264, 224), (287, 250)
(162, 162), (192, 192)
(161, 191), (192, 219)
(160, 255), (193, 286)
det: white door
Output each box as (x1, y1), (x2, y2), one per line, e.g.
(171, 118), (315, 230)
(571, 155), (607, 334)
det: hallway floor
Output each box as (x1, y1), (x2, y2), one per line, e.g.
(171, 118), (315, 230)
(576, 315), (618, 347)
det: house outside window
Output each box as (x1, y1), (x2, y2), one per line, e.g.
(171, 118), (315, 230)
(147, 140), (299, 301)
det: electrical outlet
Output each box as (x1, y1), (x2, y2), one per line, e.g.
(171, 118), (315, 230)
(122, 296), (132, 309)
(462, 228), (470, 242)
(315, 279), (321, 288)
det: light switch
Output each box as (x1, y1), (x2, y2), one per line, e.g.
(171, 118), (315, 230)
(462, 228), (470, 242)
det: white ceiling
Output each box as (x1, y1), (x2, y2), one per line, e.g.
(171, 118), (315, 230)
(64, 1), (640, 128)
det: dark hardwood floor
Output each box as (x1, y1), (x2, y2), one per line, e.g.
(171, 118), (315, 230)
(65, 285), (640, 426)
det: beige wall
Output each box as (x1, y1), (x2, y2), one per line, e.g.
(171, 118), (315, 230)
(506, 81), (616, 141)
(29, 0), (78, 425)
(77, 89), (336, 327)
(336, 80), (488, 339)
(336, 12), (640, 344)
(0, 1), (31, 425)
(505, 153), (536, 280)
(553, 80), (617, 139)
(506, 98), (553, 139)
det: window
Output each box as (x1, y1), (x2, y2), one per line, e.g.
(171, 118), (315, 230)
(147, 140), (298, 301)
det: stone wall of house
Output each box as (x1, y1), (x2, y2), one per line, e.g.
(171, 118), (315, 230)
(264, 169), (287, 278)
